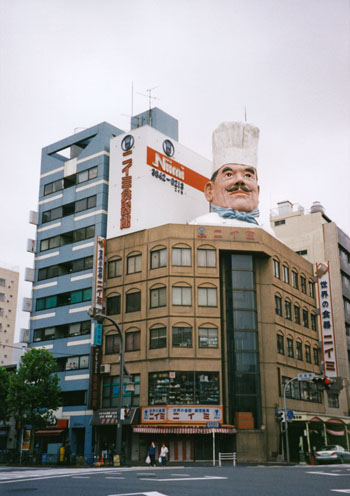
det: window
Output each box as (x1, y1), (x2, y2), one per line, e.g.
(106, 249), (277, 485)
(36, 287), (92, 311)
(300, 276), (306, 294)
(305, 345), (311, 363)
(287, 338), (294, 357)
(77, 166), (98, 184)
(283, 376), (322, 403)
(33, 321), (91, 342)
(282, 265), (289, 284)
(148, 371), (219, 406)
(106, 295), (121, 315)
(0, 293), (5, 302)
(42, 196), (96, 223)
(313, 347), (319, 365)
(292, 271), (298, 289)
(150, 287), (166, 308)
(126, 291), (141, 312)
(127, 254), (141, 274)
(199, 327), (218, 348)
(172, 286), (192, 306)
(40, 225), (95, 252)
(198, 287), (217, 306)
(309, 281), (315, 298)
(273, 259), (280, 279)
(125, 331), (140, 351)
(311, 314), (317, 331)
(102, 374), (140, 408)
(0, 279), (6, 287)
(274, 219), (285, 226)
(75, 195), (97, 213)
(285, 300), (292, 320)
(277, 334), (284, 354)
(61, 390), (87, 407)
(44, 179), (64, 196)
(172, 247), (191, 266)
(108, 259), (122, 278)
(328, 392), (339, 408)
(56, 354), (89, 372)
(172, 326), (192, 347)
(303, 308), (309, 328)
(197, 249), (216, 267)
(150, 248), (167, 269)
(294, 305), (301, 324)
(275, 295), (282, 316)
(296, 341), (303, 360)
(105, 334), (120, 354)
(38, 256), (93, 281)
(296, 249), (308, 256)
(150, 327), (167, 349)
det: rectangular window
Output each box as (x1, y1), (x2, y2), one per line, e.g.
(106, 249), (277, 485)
(328, 392), (339, 408)
(275, 295), (282, 316)
(61, 390), (87, 407)
(282, 265), (289, 284)
(294, 305), (301, 324)
(198, 287), (217, 306)
(0, 293), (5, 302)
(102, 374), (140, 408)
(199, 328), (218, 348)
(296, 249), (308, 256)
(0, 279), (6, 287)
(40, 225), (95, 252)
(301, 276), (306, 294)
(277, 334), (284, 354)
(77, 166), (98, 184)
(150, 249), (167, 269)
(105, 334), (120, 354)
(292, 271), (298, 289)
(75, 195), (96, 213)
(150, 327), (167, 349)
(108, 259), (122, 278)
(273, 260), (280, 279)
(311, 314), (317, 331)
(150, 287), (166, 308)
(313, 347), (319, 365)
(127, 254), (142, 274)
(303, 309), (309, 328)
(285, 300), (292, 320)
(44, 179), (64, 196)
(305, 345), (311, 363)
(287, 338), (294, 358)
(172, 247), (191, 266)
(106, 295), (121, 315)
(172, 286), (192, 306)
(197, 249), (216, 267)
(38, 256), (93, 281)
(309, 281), (315, 298)
(58, 354), (89, 371)
(172, 326), (192, 347)
(125, 331), (140, 352)
(33, 321), (91, 342)
(36, 288), (91, 311)
(296, 341), (303, 360)
(126, 291), (141, 312)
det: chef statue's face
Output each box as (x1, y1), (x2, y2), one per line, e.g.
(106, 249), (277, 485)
(204, 163), (260, 212)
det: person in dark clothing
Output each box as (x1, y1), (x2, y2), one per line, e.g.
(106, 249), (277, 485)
(148, 441), (156, 466)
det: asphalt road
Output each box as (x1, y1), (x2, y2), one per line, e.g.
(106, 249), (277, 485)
(2, 464), (350, 495)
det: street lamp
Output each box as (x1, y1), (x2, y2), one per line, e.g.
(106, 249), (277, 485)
(88, 307), (129, 460)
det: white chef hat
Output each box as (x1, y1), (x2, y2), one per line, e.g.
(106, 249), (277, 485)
(212, 121), (260, 175)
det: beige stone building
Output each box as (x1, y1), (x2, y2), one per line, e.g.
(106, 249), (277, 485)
(0, 267), (19, 366)
(95, 223), (348, 463)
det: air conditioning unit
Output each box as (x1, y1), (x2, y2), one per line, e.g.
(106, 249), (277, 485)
(100, 364), (111, 374)
(29, 210), (38, 225)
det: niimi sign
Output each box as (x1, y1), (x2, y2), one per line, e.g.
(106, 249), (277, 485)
(316, 262), (338, 377)
(94, 236), (106, 310)
(141, 406), (223, 423)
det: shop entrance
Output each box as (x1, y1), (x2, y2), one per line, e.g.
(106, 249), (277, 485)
(72, 428), (85, 456)
(169, 439), (193, 461)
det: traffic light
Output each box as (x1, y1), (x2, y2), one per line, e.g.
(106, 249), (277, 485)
(312, 376), (324, 387)
(124, 407), (131, 420)
(277, 410), (286, 422)
(323, 377), (333, 390)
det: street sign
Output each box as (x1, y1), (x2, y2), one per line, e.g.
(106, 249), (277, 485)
(206, 422), (221, 429)
(297, 372), (315, 381)
(287, 410), (294, 421)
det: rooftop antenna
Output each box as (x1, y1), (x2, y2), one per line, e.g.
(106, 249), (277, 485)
(137, 86), (159, 126)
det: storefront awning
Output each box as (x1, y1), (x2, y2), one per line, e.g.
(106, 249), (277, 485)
(35, 429), (65, 437)
(132, 425), (236, 434)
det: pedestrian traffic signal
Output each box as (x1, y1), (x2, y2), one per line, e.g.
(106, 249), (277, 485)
(277, 410), (286, 422)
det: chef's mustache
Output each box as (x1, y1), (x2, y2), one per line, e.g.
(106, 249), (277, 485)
(226, 184), (252, 193)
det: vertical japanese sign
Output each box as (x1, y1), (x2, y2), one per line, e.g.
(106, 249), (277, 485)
(120, 148), (133, 229)
(89, 346), (101, 410)
(94, 236), (106, 311)
(316, 262), (338, 377)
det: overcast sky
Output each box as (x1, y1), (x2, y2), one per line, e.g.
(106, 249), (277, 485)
(0, 0), (349, 336)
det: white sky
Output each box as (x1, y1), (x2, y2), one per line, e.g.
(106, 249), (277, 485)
(0, 0), (349, 336)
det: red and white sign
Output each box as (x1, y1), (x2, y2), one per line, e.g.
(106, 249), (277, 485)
(141, 406), (223, 424)
(94, 236), (106, 310)
(316, 262), (338, 377)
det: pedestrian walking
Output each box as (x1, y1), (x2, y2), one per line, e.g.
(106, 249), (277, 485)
(160, 443), (168, 466)
(148, 441), (157, 466)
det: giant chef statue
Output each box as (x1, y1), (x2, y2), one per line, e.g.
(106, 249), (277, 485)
(190, 121), (263, 228)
